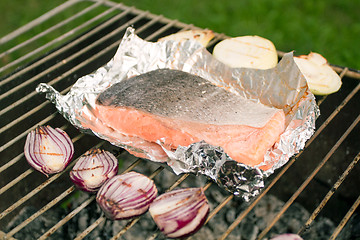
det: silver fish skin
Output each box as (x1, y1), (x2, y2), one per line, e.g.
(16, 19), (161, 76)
(96, 69), (280, 127)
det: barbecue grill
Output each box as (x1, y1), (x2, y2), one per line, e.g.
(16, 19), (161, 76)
(1, 1), (359, 239)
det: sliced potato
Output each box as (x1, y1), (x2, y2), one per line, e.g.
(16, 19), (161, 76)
(212, 35), (278, 69)
(157, 29), (215, 47)
(294, 52), (342, 95)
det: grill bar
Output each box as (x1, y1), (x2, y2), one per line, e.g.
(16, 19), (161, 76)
(256, 113), (360, 239)
(0, 141), (105, 220)
(6, 186), (76, 238)
(0, 0), (77, 44)
(298, 151), (360, 235)
(1, 141), (86, 221)
(315, 68), (348, 106)
(75, 172), (195, 240)
(48, 158), (146, 240)
(39, 195), (96, 240)
(219, 69), (359, 239)
(110, 166), (165, 240)
(0, 130), (82, 196)
(206, 195), (234, 225)
(40, 157), (143, 240)
(0, 113), (57, 152)
(0, 5), (181, 139)
(1, 8), (156, 152)
(0, 123), (69, 171)
(0, 101), (53, 134)
(74, 216), (106, 240)
(0, 7), (133, 96)
(6, 149), (124, 239)
(0, 169), (33, 196)
(0, 124), (71, 174)
(0, 2), (122, 74)
(111, 175), (214, 240)
(0, 7), (138, 108)
(1, 1), (359, 239)
(331, 65), (360, 80)
(98, 0), (197, 30)
(0, 1), (103, 72)
(330, 194), (360, 240)
(0, 3), (126, 88)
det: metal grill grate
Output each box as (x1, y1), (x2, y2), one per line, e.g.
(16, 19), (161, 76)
(1, 1), (359, 239)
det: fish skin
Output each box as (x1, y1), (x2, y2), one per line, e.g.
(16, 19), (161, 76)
(97, 69), (279, 127)
(88, 69), (285, 168)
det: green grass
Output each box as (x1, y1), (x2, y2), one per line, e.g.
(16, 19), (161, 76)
(1, 0), (359, 70)
(119, 0), (360, 69)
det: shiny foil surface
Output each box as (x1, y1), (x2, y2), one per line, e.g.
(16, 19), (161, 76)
(37, 27), (319, 200)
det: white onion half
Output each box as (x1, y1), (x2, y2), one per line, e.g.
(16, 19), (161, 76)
(24, 125), (74, 176)
(149, 187), (210, 238)
(270, 234), (303, 240)
(96, 171), (157, 220)
(294, 52), (342, 95)
(213, 35), (278, 69)
(158, 29), (215, 47)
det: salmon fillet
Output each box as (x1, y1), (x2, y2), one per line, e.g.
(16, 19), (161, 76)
(80, 107), (169, 162)
(82, 69), (285, 168)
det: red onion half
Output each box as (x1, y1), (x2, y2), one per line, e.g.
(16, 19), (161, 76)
(70, 149), (118, 192)
(149, 187), (210, 238)
(96, 171), (157, 220)
(24, 125), (74, 176)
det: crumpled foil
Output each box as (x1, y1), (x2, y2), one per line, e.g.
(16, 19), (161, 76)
(36, 27), (319, 200)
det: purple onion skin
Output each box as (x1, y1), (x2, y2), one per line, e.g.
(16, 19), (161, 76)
(172, 205), (209, 239)
(149, 187), (210, 239)
(69, 149), (118, 193)
(96, 171), (158, 220)
(24, 125), (74, 176)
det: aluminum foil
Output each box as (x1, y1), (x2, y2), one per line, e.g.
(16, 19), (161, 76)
(36, 27), (319, 200)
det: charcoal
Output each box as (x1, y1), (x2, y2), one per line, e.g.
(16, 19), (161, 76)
(6, 206), (65, 240)
(4, 160), (343, 240)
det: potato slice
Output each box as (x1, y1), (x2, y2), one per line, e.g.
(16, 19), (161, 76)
(212, 36), (278, 69)
(157, 29), (215, 47)
(294, 52), (342, 95)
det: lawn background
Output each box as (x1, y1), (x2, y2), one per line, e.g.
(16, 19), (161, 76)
(1, 0), (359, 70)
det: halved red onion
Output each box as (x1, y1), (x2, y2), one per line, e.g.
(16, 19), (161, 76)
(149, 187), (210, 239)
(24, 125), (74, 176)
(70, 149), (118, 192)
(96, 171), (157, 220)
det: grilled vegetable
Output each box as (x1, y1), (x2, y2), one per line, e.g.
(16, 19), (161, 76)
(70, 149), (118, 192)
(158, 29), (215, 47)
(294, 52), (342, 95)
(24, 125), (74, 176)
(270, 233), (303, 240)
(96, 171), (157, 220)
(149, 187), (209, 238)
(213, 35), (278, 69)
